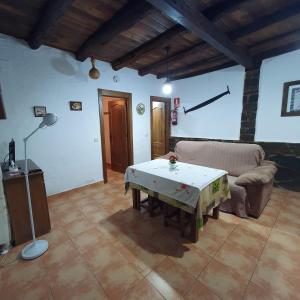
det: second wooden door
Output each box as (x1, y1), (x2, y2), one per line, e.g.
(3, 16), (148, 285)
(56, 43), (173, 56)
(108, 100), (129, 173)
(151, 97), (171, 159)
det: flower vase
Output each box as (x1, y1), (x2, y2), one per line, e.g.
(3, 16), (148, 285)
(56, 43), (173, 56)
(169, 162), (176, 170)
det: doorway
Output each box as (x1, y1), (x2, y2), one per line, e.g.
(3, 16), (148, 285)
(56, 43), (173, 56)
(98, 89), (133, 183)
(150, 96), (171, 159)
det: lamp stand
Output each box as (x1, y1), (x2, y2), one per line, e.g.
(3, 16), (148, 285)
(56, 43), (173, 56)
(21, 127), (48, 260)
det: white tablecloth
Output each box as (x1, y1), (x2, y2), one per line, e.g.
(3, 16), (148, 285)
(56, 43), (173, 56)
(125, 159), (228, 209)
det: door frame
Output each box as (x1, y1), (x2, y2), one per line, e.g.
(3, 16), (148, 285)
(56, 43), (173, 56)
(98, 89), (133, 183)
(150, 96), (171, 160)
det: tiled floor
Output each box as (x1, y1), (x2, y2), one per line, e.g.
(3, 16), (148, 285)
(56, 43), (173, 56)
(1, 169), (300, 299)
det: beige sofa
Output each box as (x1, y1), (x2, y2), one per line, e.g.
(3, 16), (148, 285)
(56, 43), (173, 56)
(164, 141), (277, 218)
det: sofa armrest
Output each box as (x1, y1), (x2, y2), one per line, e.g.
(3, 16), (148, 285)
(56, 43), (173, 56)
(235, 164), (277, 186)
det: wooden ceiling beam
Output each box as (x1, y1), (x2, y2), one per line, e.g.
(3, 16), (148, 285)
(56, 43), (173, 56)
(111, 0), (247, 71)
(230, 2), (300, 40)
(76, 0), (152, 62)
(169, 61), (237, 81)
(145, 0), (253, 68)
(141, 1), (300, 77)
(28, 0), (74, 50)
(111, 24), (186, 71)
(157, 55), (225, 79)
(202, 0), (249, 20)
(168, 30), (300, 81)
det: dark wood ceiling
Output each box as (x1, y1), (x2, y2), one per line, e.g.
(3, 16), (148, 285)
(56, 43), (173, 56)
(0, 0), (300, 80)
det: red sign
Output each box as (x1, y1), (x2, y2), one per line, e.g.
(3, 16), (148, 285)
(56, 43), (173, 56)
(174, 97), (180, 109)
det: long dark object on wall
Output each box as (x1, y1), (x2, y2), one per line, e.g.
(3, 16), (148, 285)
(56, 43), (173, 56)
(183, 86), (230, 114)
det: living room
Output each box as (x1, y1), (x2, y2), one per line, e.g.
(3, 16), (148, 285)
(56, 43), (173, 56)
(0, 0), (300, 299)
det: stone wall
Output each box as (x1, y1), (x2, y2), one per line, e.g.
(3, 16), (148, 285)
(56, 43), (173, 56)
(240, 67), (260, 142)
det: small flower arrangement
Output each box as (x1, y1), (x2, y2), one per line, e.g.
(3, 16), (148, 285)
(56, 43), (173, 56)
(169, 155), (177, 164)
(169, 154), (177, 170)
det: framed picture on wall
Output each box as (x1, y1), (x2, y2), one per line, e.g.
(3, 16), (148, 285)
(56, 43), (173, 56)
(70, 101), (82, 111)
(281, 80), (300, 117)
(33, 106), (47, 117)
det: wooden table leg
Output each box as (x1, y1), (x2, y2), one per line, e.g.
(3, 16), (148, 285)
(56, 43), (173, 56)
(132, 188), (141, 211)
(180, 210), (185, 238)
(213, 205), (220, 219)
(191, 207), (198, 243)
(163, 203), (168, 227)
(148, 196), (154, 217)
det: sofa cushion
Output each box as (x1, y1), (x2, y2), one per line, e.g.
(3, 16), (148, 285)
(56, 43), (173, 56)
(175, 141), (265, 176)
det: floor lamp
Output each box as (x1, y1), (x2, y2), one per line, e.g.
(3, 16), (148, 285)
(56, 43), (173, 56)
(21, 113), (58, 260)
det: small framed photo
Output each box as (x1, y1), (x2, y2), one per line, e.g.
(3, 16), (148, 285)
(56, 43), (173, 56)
(70, 101), (82, 111)
(281, 80), (300, 117)
(33, 106), (46, 117)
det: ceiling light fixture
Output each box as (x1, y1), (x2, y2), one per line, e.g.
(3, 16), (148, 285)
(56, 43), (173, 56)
(162, 46), (172, 95)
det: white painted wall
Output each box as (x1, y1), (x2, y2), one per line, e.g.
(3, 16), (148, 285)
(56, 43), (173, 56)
(255, 49), (300, 143)
(0, 34), (164, 195)
(169, 65), (245, 140)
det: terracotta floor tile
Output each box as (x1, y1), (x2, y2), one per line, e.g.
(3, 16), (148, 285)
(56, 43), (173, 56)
(146, 258), (195, 300)
(268, 229), (300, 254)
(243, 282), (280, 300)
(251, 260), (300, 299)
(70, 227), (110, 254)
(219, 212), (241, 225)
(170, 246), (211, 278)
(214, 242), (258, 280)
(63, 217), (95, 238)
(83, 242), (127, 273)
(0, 277), (52, 300)
(0, 258), (45, 291)
(4, 170), (300, 300)
(226, 227), (266, 258)
(192, 232), (225, 257)
(95, 260), (143, 299)
(199, 259), (249, 300)
(239, 221), (272, 241)
(48, 259), (107, 299)
(116, 242), (166, 276)
(259, 242), (300, 277)
(40, 228), (70, 248)
(184, 280), (221, 300)
(202, 218), (236, 239)
(124, 278), (164, 300)
(42, 240), (80, 270)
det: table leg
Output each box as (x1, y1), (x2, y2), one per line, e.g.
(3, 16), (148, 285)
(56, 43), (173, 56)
(163, 203), (168, 227)
(180, 210), (185, 238)
(148, 196), (154, 217)
(132, 188), (141, 211)
(213, 205), (220, 219)
(191, 208), (198, 243)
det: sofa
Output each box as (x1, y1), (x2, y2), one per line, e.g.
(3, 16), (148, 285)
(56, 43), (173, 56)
(163, 141), (277, 218)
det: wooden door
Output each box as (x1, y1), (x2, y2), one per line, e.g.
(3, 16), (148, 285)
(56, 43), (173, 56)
(108, 100), (129, 173)
(151, 97), (170, 159)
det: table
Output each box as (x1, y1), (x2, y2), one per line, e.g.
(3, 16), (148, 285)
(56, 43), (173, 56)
(125, 159), (230, 242)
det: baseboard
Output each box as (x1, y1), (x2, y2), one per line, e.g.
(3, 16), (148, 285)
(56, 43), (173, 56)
(47, 180), (104, 202)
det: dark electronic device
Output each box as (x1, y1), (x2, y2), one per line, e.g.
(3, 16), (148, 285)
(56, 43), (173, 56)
(9, 138), (15, 166)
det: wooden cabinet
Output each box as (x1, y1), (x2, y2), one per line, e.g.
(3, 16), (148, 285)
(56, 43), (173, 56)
(1, 160), (51, 245)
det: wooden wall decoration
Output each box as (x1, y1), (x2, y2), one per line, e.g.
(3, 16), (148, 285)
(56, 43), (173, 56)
(183, 86), (230, 114)
(0, 82), (6, 119)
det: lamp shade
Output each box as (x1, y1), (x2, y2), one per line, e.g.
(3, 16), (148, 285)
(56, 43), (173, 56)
(39, 113), (58, 128)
